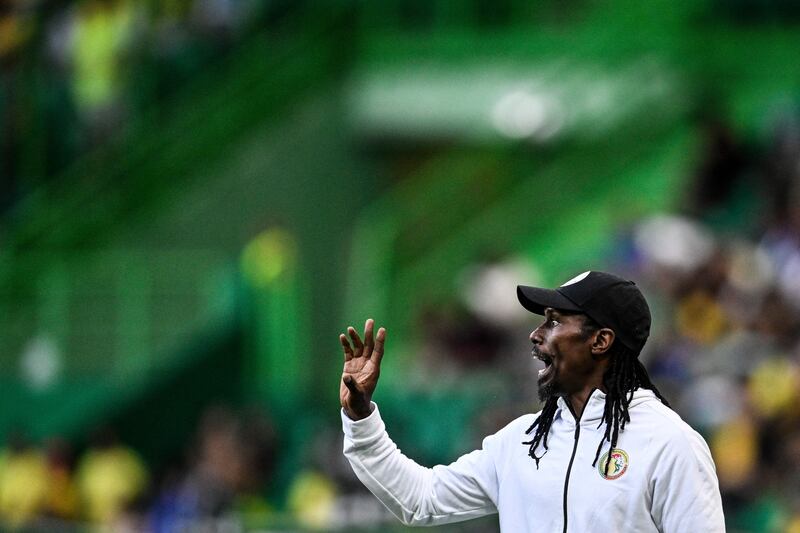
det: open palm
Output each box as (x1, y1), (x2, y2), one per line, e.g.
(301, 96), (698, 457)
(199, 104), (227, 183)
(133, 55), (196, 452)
(339, 319), (386, 420)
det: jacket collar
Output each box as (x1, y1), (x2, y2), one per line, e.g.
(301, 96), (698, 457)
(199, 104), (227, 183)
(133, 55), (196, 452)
(555, 388), (658, 425)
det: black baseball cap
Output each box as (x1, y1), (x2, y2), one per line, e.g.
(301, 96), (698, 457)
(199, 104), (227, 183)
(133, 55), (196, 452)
(517, 271), (651, 354)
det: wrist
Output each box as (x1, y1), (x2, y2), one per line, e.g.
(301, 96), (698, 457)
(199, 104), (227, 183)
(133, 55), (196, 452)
(345, 402), (374, 421)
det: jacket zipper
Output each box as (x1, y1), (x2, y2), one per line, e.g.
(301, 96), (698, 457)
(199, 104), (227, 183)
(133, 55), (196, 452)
(562, 422), (580, 533)
(562, 399), (585, 533)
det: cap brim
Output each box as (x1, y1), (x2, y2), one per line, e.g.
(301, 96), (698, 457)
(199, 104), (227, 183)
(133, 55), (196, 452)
(517, 285), (583, 315)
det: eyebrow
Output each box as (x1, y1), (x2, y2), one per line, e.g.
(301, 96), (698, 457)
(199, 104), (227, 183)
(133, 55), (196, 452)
(546, 309), (583, 321)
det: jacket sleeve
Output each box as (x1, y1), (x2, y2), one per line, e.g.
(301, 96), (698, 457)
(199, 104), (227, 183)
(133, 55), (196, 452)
(342, 403), (499, 526)
(649, 426), (726, 532)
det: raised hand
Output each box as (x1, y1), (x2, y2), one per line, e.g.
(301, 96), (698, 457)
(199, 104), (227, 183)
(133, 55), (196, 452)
(340, 318), (386, 420)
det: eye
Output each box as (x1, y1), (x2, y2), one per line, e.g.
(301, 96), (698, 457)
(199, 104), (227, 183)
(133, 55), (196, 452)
(549, 319), (559, 327)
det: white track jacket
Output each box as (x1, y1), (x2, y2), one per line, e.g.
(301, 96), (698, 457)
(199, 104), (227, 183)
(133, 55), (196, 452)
(342, 388), (725, 532)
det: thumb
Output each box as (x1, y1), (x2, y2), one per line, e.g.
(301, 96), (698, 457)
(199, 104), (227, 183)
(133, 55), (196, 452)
(343, 375), (360, 395)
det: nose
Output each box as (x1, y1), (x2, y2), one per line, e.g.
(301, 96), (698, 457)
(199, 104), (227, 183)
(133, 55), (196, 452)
(530, 325), (543, 345)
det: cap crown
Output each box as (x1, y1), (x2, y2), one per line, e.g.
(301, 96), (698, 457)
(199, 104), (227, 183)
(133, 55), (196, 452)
(556, 271), (651, 353)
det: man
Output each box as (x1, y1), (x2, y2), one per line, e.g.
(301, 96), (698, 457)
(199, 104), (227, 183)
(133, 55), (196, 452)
(339, 271), (725, 532)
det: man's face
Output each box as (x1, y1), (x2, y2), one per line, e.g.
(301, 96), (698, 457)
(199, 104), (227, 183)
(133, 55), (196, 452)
(530, 308), (597, 402)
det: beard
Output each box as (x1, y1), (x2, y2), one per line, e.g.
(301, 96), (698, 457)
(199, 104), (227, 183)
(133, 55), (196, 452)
(537, 380), (557, 402)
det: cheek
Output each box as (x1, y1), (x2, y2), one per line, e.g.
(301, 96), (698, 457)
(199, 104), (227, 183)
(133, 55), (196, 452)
(564, 351), (595, 376)
(553, 341), (589, 373)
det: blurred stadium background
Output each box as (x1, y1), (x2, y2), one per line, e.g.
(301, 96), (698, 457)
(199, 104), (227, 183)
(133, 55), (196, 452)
(2, 0), (800, 531)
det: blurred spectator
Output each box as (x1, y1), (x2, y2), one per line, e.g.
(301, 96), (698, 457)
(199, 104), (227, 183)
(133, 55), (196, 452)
(423, 302), (505, 372)
(286, 469), (338, 530)
(687, 112), (755, 231)
(762, 107), (800, 231)
(69, 0), (141, 145)
(150, 404), (275, 533)
(190, 0), (252, 44)
(76, 426), (149, 525)
(0, 3), (34, 60)
(286, 423), (391, 530)
(42, 437), (79, 521)
(711, 412), (758, 494)
(0, 430), (48, 529)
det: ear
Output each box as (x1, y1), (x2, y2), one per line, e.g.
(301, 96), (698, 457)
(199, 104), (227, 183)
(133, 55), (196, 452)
(591, 328), (615, 356)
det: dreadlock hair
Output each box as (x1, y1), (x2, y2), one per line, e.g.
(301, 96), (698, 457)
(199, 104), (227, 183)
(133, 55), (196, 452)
(523, 314), (670, 474)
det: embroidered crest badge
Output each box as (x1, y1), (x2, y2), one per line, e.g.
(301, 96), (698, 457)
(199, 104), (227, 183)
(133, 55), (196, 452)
(597, 448), (629, 480)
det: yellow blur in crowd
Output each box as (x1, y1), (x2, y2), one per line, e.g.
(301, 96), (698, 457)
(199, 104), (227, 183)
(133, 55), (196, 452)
(0, 447), (49, 528)
(0, 436), (147, 529)
(77, 444), (148, 524)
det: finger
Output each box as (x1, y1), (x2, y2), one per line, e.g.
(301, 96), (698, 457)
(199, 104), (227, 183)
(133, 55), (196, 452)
(343, 375), (360, 396)
(340, 334), (354, 361)
(348, 326), (364, 355)
(364, 318), (374, 355)
(372, 327), (386, 365)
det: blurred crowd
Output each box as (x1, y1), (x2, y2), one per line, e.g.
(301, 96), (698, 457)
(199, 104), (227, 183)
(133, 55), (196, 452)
(625, 111), (800, 533)
(630, 214), (800, 533)
(0, 0), (291, 212)
(0, 405), (276, 532)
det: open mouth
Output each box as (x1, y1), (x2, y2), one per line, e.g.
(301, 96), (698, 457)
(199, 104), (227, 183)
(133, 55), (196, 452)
(533, 350), (554, 381)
